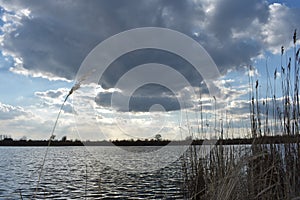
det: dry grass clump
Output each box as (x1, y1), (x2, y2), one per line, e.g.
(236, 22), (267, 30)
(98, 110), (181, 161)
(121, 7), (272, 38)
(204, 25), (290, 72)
(183, 30), (300, 199)
(183, 139), (300, 199)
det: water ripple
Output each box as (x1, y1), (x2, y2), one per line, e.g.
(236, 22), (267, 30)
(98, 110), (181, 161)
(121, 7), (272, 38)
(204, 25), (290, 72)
(0, 146), (184, 199)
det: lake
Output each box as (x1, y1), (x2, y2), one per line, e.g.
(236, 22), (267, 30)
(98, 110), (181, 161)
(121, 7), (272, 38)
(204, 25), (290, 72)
(0, 146), (187, 199)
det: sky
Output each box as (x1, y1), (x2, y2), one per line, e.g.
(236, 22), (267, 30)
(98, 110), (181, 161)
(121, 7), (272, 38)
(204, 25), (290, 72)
(0, 0), (300, 141)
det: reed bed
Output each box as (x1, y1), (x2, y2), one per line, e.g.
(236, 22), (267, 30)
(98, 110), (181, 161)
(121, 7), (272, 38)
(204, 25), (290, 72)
(183, 30), (300, 199)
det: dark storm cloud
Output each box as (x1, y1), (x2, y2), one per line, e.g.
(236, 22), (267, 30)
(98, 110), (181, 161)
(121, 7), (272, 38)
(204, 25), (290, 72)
(95, 84), (182, 112)
(198, 0), (269, 72)
(206, 0), (269, 40)
(0, 0), (286, 80)
(100, 49), (203, 89)
(0, 0), (199, 79)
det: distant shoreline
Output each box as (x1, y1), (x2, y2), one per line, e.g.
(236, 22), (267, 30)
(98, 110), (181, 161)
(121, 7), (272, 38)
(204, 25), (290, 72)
(0, 135), (299, 146)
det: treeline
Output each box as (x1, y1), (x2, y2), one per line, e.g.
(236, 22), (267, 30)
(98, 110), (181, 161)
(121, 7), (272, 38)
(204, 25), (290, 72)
(0, 139), (84, 146)
(0, 135), (299, 146)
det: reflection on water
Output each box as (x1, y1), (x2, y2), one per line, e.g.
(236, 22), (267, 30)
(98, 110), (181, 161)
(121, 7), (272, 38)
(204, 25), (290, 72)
(0, 146), (184, 199)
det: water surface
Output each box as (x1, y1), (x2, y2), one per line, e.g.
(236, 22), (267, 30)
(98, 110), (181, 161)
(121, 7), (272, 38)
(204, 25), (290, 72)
(0, 146), (185, 199)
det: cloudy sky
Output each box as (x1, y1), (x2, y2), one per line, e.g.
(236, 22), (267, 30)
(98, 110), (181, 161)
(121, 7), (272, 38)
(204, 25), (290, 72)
(0, 0), (299, 140)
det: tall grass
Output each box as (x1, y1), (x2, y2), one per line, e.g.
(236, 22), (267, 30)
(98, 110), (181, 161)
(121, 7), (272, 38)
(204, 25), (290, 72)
(32, 82), (81, 199)
(183, 30), (300, 199)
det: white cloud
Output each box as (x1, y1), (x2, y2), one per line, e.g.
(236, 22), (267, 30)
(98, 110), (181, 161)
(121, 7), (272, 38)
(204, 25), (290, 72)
(0, 100), (77, 139)
(35, 88), (68, 102)
(9, 65), (72, 82)
(0, 102), (31, 120)
(262, 3), (300, 54)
